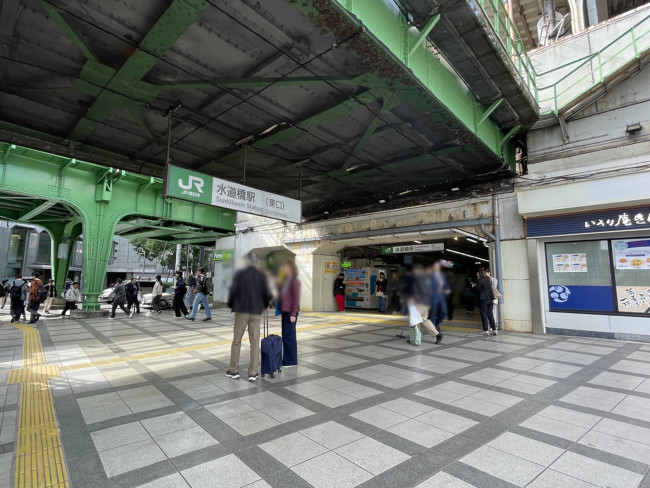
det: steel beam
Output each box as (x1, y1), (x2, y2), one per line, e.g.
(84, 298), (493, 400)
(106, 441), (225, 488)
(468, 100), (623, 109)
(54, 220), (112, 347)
(18, 200), (56, 221)
(478, 99), (504, 127)
(160, 75), (362, 90)
(58, 0), (209, 142)
(408, 14), (440, 58)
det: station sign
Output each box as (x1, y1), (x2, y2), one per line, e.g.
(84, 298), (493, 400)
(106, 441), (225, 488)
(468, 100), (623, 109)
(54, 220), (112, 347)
(382, 243), (444, 254)
(212, 250), (233, 262)
(165, 164), (302, 223)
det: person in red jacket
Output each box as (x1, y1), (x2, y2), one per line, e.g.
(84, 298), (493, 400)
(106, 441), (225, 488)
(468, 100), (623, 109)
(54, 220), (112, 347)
(279, 260), (301, 366)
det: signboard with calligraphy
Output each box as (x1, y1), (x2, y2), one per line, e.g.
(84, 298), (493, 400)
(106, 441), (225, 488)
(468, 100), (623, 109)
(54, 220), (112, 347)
(165, 165), (302, 223)
(382, 243), (444, 254)
(527, 206), (650, 238)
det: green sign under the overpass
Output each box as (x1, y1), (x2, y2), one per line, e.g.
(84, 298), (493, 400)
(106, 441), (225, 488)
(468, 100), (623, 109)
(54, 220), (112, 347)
(382, 243), (444, 254)
(165, 165), (302, 223)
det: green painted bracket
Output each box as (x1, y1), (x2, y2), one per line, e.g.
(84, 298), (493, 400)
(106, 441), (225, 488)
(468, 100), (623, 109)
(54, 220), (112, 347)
(478, 98), (503, 127)
(408, 14), (440, 59)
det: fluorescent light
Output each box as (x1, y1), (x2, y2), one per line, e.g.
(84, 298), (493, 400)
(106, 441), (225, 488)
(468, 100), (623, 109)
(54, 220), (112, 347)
(451, 187), (460, 191)
(454, 237), (458, 241)
(393, 232), (421, 238)
(420, 230), (451, 236)
(346, 163), (367, 172)
(378, 199), (386, 203)
(446, 249), (489, 263)
(466, 238), (478, 243)
(413, 240), (422, 244)
(452, 228), (488, 243)
(397, 190), (412, 196)
(323, 211), (329, 215)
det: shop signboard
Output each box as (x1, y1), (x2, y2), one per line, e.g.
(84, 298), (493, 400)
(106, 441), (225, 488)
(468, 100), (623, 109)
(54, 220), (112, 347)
(165, 164), (302, 223)
(212, 250), (233, 262)
(527, 206), (650, 237)
(381, 243), (444, 254)
(342, 261), (352, 268)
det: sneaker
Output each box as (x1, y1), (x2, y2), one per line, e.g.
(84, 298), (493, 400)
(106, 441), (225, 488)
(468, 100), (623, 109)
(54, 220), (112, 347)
(186, 317), (195, 321)
(108, 316), (115, 320)
(482, 330), (489, 335)
(491, 329), (498, 336)
(248, 373), (259, 382)
(435, 333), (443, 344)
(10, 317), (14, 323)
(129, 311), (134, 319)
(202, 317), (211, 322)
(45, 311), (50, 314)
(225, 370), (240, 379)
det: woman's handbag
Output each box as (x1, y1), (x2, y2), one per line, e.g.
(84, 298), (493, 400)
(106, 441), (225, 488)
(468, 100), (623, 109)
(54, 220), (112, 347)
(491, 285), (502, 300)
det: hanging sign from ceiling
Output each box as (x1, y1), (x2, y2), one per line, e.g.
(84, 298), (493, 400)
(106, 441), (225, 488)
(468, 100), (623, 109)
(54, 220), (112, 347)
(382, 243), (444, 254)
(165, 165), (302, 223)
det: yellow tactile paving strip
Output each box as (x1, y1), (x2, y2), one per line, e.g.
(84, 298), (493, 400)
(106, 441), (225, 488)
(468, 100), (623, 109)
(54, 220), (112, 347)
(8, 323), (69, 488)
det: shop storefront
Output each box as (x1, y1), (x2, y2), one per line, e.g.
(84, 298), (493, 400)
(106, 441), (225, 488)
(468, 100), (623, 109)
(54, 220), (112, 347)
(525, 204), (650, 340)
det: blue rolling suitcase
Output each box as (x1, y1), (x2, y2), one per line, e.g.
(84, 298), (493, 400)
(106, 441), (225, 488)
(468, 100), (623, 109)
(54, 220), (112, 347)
(261, 311), (282, 379)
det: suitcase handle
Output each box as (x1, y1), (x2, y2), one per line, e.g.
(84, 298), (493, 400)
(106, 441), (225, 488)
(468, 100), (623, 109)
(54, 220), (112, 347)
(264, 308), (269, 337)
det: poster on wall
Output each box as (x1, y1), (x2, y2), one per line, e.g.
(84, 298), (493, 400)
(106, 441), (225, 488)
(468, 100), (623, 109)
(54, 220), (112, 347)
(324, 261), (339, 274)
(616, 286), (650, 314)
(613, 239), (650, 270)
(552, 253), (588, 273)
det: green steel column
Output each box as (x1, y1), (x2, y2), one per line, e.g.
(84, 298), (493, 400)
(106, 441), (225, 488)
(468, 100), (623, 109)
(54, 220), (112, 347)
(54, 220), (82, 288)
(80, 205), (121, 311)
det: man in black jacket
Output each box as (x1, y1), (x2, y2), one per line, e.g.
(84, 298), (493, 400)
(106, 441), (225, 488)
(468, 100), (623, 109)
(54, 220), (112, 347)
(44, 279), (57, 314)
(172, 271), (189, 318)
(226, 253), (272, 382)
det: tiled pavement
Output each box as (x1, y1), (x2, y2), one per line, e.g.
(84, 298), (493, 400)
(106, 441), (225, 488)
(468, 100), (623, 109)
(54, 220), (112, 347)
(2, 309), (650, 487)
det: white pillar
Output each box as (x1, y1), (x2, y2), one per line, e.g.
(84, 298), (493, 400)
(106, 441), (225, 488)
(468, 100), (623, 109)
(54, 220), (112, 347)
(174, 243), (182, 271)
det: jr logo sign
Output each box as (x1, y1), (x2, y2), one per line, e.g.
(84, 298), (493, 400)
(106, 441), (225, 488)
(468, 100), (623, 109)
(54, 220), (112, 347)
(178, 175), (204, 194)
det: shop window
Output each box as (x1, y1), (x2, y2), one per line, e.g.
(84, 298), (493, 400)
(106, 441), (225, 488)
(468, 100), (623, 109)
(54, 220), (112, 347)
(545, 240), (615, 312)
(612, 238), (650, 314)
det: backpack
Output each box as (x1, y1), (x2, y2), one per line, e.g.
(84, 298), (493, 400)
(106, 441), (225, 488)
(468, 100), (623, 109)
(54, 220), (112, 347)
(36, 282), (48, 302)
(10, 283), (23, 300)
(200, 277), (211, 295)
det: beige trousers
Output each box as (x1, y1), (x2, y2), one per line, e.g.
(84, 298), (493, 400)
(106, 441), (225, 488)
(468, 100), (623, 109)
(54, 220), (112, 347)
(44, 296), (54, 312)
(229, 312), (261, 376)
(416, 304), (438, 338)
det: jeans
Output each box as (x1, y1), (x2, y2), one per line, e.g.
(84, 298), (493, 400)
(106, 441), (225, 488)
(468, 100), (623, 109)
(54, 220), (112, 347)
(376, 295), (387, 312)
(281, 312), (298, 366)
(27, 300), (41, 323)
(10, 298), (23, 321)
(479, 299), (496, 331)
(189, 293), (211, 319)
(428, 294), (447, 328)
(229, 312), (261, 375)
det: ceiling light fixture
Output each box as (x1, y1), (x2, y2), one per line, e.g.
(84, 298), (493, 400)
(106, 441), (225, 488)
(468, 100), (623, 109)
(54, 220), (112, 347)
(466, 238), (478, 243)
(413, 240), (422, 244)
(451, 187), (460, 191)
(346, 163), (367, 172)
(397, 190), (412, 196)
(452, 228), (488, 243)
(378, 199), (386, 203)
(446, 249), (489, 263)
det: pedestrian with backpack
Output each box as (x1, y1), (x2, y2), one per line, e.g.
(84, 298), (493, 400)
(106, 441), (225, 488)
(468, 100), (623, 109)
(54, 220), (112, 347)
(27, 271), (46, 324)
(186, 268), (212, 322)
(9, 275), (28, 323)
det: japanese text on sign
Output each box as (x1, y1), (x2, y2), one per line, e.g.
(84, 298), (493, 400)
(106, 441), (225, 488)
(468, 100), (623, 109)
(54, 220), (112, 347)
(585, 212), (650, 229)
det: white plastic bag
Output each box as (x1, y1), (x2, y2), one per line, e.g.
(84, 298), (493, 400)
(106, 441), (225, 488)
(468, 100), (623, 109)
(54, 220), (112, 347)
(408, 302), (423, 327)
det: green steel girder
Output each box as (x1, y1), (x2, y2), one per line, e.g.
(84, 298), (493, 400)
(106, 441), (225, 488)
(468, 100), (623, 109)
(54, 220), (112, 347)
(160, 75), (363, 90)
(45, 0), (209, 142)
(18, 200), (56, 221)
(0, 142), (235, 310)
(293, 0), (515, 167)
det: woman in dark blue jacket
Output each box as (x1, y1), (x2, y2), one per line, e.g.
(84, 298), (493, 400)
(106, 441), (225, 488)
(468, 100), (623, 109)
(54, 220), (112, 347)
(173, 271), (188, 318)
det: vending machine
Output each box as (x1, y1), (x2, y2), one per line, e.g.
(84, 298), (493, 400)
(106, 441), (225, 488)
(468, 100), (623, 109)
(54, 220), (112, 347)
(343, 267), (386, 309)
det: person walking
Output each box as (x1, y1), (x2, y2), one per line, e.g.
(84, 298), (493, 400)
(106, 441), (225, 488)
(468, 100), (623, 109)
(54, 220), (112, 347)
(27, 271), (46, 324)
(428, 262), (448, 331)
(463, 275), (477, 314)
(184, 272), (196, 311)
(387, 272), (400, 313)
(126, 278), (140, 314)
(408, 264), (443, 344)
(64, 278), (73, 293)
(375, 272), (388, 313)
(477, 269), (497, 335)
(108, 278), (133, 320)
(333, 272), (346, 312)
(0, 280), (7, 308)
(61, 282), (81, 317)
(9, 275), (28, 323)
(279, 260), (301, 367)
(151, 275), (163, 314)
(172, 271), (189, 319)
(187, 268), (211, 322)
(44, 279), (57, 314)
(225, 253), (273, 382)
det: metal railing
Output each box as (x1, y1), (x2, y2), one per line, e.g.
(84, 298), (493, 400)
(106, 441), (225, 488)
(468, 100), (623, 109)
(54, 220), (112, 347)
(473, 0), (538, 100)
(535, 13), (650, 114)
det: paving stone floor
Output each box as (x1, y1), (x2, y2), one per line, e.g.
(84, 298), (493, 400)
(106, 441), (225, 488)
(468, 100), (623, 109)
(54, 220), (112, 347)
(2, 308), (650, 487)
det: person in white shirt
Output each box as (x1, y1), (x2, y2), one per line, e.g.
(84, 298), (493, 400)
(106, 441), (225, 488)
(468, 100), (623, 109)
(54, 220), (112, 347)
(61, 282), (81, 317)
